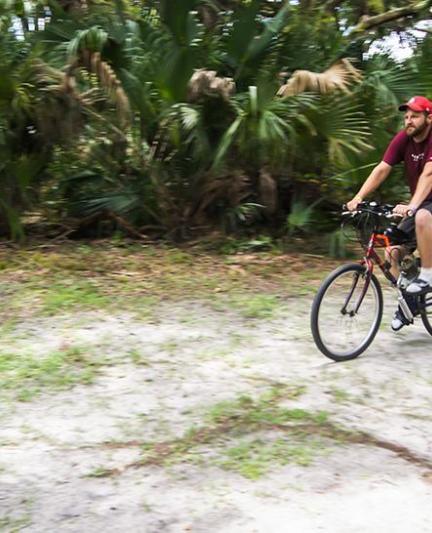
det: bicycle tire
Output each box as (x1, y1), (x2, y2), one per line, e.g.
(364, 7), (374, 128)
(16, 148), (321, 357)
(311, 263), (383, 362)
(420, 293), (432, 336)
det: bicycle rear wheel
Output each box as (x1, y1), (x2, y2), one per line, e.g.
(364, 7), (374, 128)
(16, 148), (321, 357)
(311, 263), (383, 362)
(420, 293), (432, 335)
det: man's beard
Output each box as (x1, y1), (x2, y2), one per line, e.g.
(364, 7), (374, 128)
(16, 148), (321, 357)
(406, 120), (428, 137)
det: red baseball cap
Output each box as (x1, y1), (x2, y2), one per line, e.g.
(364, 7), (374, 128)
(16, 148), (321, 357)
(399, 96), (432, 113)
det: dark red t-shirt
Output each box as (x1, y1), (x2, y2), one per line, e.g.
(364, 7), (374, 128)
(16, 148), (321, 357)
(383, 129), (432, 200)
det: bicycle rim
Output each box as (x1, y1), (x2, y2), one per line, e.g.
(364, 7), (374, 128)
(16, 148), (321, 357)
(420, 293), (432, 336)
(311, 264), (383, 361)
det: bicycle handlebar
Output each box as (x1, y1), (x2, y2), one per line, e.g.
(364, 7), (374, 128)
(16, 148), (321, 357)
(341, 201), (404, 220)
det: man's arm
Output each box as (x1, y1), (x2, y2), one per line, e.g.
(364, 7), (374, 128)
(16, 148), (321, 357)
(347, 161), (392, 211)
(394, 162), (432, 216)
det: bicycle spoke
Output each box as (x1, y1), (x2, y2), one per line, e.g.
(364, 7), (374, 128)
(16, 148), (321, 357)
(311, 264), (383, 360)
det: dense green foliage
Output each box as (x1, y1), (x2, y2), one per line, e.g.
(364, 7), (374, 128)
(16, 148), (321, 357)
(1, 0), (432, 240)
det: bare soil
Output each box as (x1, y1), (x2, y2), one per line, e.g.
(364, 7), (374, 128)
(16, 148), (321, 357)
(1, 246), (432, 532)
(0, 245), (432, 533)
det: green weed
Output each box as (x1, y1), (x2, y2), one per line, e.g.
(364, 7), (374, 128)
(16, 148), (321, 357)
(219, 236), (276, 255)
(0, 515), (32, 532)
(0, 346), (101, 401)
(136, 386), (333, 479)
(330, 387), (352, 404)
(222, 294), (282, 319)
(86, 466), (116, 478)
(219, 436), (320, 479)
(159, 340), (180, 354)
(166, 250), (195, 265)
(40, 283), (110, 314)
(206, 385), (308, 424)
(0, 243), (340, 310)
(128, 349), (150, 366)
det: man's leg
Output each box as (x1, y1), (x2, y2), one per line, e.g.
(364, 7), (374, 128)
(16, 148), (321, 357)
(385, 245), (404, 280)
(406, 208), (432, 293)
(416, 209), (432, 267)
(385, 245), (414, 331)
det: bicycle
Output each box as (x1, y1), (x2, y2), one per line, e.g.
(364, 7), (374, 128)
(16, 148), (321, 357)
(310, 201), (432, 362)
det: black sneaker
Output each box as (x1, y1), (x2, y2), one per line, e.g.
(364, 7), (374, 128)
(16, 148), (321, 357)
(391, 292), (418, 331)
(391, 308), (411, 331)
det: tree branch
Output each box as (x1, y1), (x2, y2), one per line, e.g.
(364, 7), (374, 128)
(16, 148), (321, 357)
(413, 25), (432, 34)
(349, 0), (432, 35)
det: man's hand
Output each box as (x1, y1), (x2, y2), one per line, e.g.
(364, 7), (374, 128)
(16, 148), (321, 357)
(393, 203), (417, 217)
(346, 196), (362, 212)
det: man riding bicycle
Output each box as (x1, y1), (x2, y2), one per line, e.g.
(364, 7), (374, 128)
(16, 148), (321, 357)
(347, 95), (432, 331)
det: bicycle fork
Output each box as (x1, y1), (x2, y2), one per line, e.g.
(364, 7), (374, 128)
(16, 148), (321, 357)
(341, 269), (370, 316)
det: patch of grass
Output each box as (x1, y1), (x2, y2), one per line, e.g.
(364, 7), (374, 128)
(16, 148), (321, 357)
(217, 236), (277, 255)
(330, 387), (352, 404)
(206, 387), (326, 428)
(0, 242), (340, 311)
(165, 250), (195, 265)
(219, 294), (283, 319)
(129, 296), (159, 320)
(86, 466), (117, 478)
(294, 286), (317, 296)
(206, 385), (306, 421)
(0, 319), (19, 337)
(128, 349), (150, 366)
(0, 515), (32, 532)
(40, 282), (111, 315)
(134, 385), (333, 479)
(219, 436), (320, 479)
(101, 385), (408, 480)
(0, 346), (101, 401)
(159, 340), (180, 354)
(26, 252), (78, 272)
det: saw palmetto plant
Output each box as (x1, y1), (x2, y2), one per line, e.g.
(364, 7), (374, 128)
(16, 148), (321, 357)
(1, 0), (431, 239)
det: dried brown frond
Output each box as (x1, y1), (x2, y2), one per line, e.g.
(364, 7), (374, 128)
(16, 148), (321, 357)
(188, 69), (235, 103)
(31, 63), (85, 145)
(30, 60), (63, 84)
(277, 59), (362, 97)
(79, 52), (131, 127)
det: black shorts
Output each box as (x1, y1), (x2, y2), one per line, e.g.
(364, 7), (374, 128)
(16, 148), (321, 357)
(397, 200), (432, 236)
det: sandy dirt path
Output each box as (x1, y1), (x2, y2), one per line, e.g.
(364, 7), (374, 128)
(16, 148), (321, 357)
(1, 294), (432, 532)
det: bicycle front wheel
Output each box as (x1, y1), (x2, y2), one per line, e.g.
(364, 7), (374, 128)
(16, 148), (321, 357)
(420, 293), (432, 336)
(311, 263), (383, 362)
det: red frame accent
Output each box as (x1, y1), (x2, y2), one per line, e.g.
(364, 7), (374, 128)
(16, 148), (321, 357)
(362, 232), (397, 286)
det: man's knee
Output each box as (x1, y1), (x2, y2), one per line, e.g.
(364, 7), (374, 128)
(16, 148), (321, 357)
(415, 208), (432, 230)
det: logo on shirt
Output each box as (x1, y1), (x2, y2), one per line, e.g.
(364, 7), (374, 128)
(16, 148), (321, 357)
(411, 152), (424, 162)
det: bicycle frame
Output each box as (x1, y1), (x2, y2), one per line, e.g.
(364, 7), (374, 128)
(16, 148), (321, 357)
(346, 231), (398, 317)
(362, 231), (397, 286)
(342, 202), (431, 319)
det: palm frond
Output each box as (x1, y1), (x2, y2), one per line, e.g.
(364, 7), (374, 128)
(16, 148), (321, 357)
(213, 88), (318, 170)
(67, 27), (108, 58)
(359, 56), (423, 109)
(278, 59), (362, 97)
(308, 94), (372, 166)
